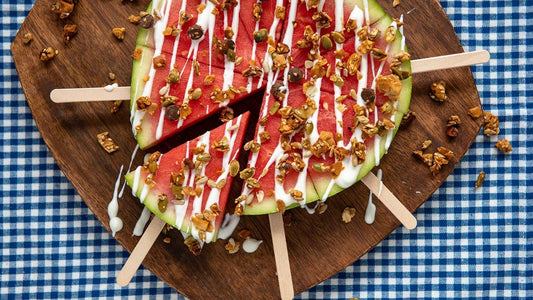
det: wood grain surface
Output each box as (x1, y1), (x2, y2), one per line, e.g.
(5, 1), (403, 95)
(11, 0), (484, 299)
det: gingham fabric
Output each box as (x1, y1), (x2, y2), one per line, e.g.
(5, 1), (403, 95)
(1, 0), (531, 299)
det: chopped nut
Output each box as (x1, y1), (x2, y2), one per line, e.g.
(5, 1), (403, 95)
(421, 140), (432, 150)
(289, 190), (304, 201)
(275, 6), (286, 19)
(468, 106), (482, 119)
(128, 14), (141, 24)
(252, 3), (262, 21)
(110, 100), (123, 113)
(225, 238), (240, 254)
(312, 11), (332, 29)
(184, 236), (202, 256)
(219, 106), (234, 122)
(212, 136), (230, 152)
(238, 228), (251, 240)
(384, 25), (397, 43)
(162, 236), (171, 244)
(97, 132), (119, 153)
(345, 19), (357, 32)
(429, 80), (448, 102)
(22, 32), (33, 44)
(51, 0), (74, 19)
(112, 27), (125, 40)
(179, 11), (193, 25)
(342, 207), (356, 223)
(153, 55), (167, 69)
(204, 74), (216, 85)
(393, 0), (401, 7)
(483, 111), (500, 136)
(39, 47), (57, 61)
(400, 110), (416, 128)
(376, 74), (402, 101)
(276, 200), (286, 213)
(131, 48), (143, 60)
(495, 139), (512, 152)
(63, 24), (77, 44)
(475, 171), (486, 188)
(330, 31), (345, 44)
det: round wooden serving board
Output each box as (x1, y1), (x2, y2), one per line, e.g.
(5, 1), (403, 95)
(12, 1), (483, 299)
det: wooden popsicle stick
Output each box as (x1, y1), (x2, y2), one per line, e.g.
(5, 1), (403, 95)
(116, 216), (166, 287)
(410, 50), (489, 74)
(48, 51), (489, 103)
(50, 86), (131, 103)
(269, 212), (294, 300)
(361, 172), (417, 230)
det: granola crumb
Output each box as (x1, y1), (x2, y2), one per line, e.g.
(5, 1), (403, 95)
(97, 132), (119, 153)
(342, 207), (356, 223)
(224, 238), (240, 254)
(495, 139), (512, 153)
(468, 106), (482, 119)
(163, 236), (171, 244)
(39, 47), (57, 61)
(483, 111), (500, 136)
(475, 171), (486, 188)
(22, 32), (33, 44)
(110, 100), (123, 114)
(429, 80), (448, 102)
(128, 14), (141, 24)
(112, 27), (126, 40)
(62, 24), (77, 44)
(393, 0), (401, 7)
(108, 72), (116, 81)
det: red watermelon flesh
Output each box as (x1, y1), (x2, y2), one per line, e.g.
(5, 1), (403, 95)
(125, 112), (250, 250)
(238, 0), (412, 215)
(131, 0), (284, 149)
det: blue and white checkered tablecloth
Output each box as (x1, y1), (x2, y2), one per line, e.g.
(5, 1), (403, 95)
(1, 0), (531, 299)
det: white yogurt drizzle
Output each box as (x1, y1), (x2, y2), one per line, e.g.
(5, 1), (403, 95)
(256, 0), (285, 89)
(364, 168), (381, 224)
(217, 213), (241, 240)
(222, 2), (241, 91)
(133, 206), (152, 236)
(108, 165), (125, 237)
(243, 238), (263, 253)
(246, 1), (261, 93)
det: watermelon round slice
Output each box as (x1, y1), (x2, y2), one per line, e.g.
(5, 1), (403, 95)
(125, 112), (250, 254)
(130, 0), (412, 216)
(236, 0), (412, 215)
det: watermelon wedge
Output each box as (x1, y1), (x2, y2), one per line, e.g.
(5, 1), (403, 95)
(125, 112), (250, 254)
(235, 0), (412, 215)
